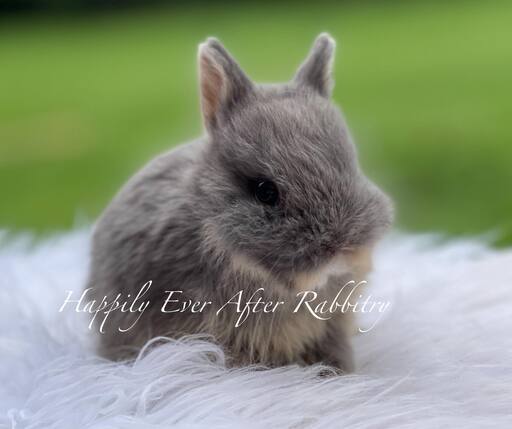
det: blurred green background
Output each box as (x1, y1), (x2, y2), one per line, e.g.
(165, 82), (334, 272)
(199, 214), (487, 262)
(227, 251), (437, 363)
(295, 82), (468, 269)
(1, 0), (511, 244)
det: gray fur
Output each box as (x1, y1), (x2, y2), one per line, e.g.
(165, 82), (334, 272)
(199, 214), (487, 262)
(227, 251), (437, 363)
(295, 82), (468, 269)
(87, 34), (393, 372)
(294, 33), (336, 97)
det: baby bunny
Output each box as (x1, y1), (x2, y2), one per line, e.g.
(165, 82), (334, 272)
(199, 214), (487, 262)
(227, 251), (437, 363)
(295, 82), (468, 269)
(86, 33), (393, 372)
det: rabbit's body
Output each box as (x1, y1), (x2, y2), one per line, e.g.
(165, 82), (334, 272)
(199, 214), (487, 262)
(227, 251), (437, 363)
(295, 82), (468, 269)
(87, 35), (392, 372)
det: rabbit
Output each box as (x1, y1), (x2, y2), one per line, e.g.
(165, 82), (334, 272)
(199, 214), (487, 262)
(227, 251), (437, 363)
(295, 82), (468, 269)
(86, 33), (393, 372)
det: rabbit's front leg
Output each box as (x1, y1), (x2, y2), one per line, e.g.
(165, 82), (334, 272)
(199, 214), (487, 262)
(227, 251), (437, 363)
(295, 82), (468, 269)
(302, 318), (355, 373)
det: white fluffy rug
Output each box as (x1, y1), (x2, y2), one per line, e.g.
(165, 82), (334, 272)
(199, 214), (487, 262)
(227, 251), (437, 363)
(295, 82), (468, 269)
(1, 230), (512, 428)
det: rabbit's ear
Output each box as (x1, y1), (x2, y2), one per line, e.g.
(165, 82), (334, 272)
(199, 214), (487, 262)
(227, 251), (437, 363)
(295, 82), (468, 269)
(294, 33), (336, 97)
(198, 38), (255, 131)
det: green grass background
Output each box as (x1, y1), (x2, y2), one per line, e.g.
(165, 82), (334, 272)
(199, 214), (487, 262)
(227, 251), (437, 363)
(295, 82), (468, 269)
(1, 0), (511, 243)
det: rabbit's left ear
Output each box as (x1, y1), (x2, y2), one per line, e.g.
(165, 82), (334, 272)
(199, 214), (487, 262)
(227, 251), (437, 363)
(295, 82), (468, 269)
(294, 33), (336, 97)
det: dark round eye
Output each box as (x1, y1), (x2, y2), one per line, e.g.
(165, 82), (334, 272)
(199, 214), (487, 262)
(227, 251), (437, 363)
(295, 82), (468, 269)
(254, 180), (279, 205)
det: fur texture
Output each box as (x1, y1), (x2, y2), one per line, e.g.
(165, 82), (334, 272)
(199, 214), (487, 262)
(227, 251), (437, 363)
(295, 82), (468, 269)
(87, 34), (392, 369)
(1, 230), (512, 428)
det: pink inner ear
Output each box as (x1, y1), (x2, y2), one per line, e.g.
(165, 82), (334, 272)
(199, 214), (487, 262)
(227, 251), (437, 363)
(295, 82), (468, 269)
(200, 54), (225, 127)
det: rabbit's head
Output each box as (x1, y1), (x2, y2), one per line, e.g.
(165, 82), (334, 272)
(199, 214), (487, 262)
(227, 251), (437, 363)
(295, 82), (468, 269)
(195, 34), (393, 288)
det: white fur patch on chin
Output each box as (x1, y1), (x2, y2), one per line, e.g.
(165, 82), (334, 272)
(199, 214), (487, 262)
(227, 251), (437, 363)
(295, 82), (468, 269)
(231, 251), (365, 291)
(230, 253), (274, 282)
(293, 253), (351, 292)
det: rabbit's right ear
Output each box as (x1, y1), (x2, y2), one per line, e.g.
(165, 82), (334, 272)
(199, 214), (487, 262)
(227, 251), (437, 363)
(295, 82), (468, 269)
(198, 38), (255, 132)
(294, 33), (336, 97)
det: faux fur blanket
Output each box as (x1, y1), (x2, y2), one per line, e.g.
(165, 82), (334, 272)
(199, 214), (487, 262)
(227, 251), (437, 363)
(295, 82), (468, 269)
(1, 230), (511, 428)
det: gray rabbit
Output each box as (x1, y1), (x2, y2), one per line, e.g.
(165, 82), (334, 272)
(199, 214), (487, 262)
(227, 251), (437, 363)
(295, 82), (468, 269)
(86, 34), (393, 372)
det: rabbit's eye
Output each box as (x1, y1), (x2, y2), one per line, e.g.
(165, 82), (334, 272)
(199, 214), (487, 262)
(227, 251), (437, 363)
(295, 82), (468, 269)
(253, 180), (279, 206)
